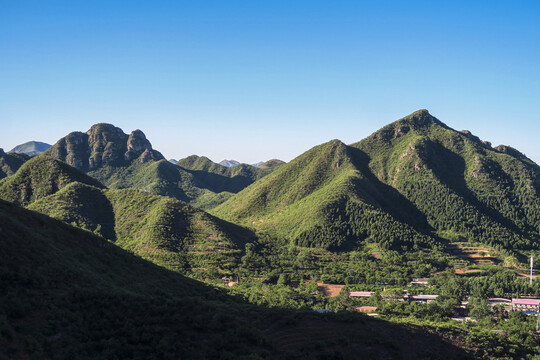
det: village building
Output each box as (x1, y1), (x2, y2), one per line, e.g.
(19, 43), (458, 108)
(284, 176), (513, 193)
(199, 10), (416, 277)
(349, 291), (374, 299)
(408, 278), (430, 287)
(512, 298), (540, 313)
(406, 294), (438, 303)
(488, 298), (512, 312)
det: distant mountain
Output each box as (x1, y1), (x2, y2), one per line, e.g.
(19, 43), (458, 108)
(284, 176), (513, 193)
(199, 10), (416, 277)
(213, 110), (540, 254)
(257, 159), (286, 170)
(0, 148), (29, 180)
(219, 159), (240, 167)
(219, 159), (286, 168)
(169, 158), (178, 164)
(42, 124), (282, 209)
(10, 140), (51, 155)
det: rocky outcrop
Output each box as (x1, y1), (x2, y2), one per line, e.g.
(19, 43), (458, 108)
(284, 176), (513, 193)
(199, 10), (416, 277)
(47, 124), (164, 171)
(125, 130), (152, 161)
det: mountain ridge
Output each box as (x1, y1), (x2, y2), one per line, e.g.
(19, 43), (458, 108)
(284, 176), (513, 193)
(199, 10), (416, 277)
(213, 110), (540, 255)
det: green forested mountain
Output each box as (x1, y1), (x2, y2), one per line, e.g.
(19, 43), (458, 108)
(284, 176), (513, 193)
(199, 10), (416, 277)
(212, 138), (438, 251)
(351, 109), (540, 251)
(0, 149), (29, 180)
(0, 156), (104, 206)
(0, 156), (254, 274)
(213, 110), (540, 256)
(41, 124), (282, 209)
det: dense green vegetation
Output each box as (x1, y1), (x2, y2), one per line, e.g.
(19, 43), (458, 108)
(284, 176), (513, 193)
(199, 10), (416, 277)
(214, 110), (540, 260)
(0, 156), (104, 206)
(0, 149), (29, 180)
(1, 199), (482, 359)
(0, 156), (252, 275)
(351, 109), (540, 251)
(212, 139), (439, 254)
(3, 110), (540, 358)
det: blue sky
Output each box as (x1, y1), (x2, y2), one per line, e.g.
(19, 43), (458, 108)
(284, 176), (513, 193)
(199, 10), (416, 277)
(1, 1), (539, 163)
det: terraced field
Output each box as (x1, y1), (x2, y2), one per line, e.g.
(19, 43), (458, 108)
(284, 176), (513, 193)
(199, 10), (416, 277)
(446, 242), (501, 268)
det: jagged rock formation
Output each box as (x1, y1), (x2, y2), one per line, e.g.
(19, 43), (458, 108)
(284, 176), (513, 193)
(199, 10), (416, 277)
(47, 124), (164, 171)
(42, 124), (282, 209)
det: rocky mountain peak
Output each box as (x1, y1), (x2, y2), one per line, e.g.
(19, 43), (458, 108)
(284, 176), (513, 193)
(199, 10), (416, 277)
(397, 109), (442, 129)
(48, 124), (164, 171)
(125, 129), (153, 161)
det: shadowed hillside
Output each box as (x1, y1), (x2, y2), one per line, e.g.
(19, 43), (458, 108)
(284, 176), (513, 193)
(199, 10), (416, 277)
(0, 199), (476, 359)
(0, 149), (29, 180)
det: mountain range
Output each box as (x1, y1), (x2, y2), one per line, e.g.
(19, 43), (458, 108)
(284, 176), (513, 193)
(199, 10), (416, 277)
(213, 110), (539, 257)
(9, 140), (51, 155)
(2, 109), (539, 358)
(38, 123), (284, 209)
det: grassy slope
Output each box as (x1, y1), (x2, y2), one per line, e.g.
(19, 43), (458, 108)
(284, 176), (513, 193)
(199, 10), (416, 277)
(84, 155), (281, 210)
(0, 199), (475, 359)
(213, 139), (436, 251)
(176, 155), (281, 193)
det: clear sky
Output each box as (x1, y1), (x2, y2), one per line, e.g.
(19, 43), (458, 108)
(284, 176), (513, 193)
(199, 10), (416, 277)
(1, 1), (539, 163)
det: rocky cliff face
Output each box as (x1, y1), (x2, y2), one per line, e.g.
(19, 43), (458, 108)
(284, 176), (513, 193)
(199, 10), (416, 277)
(47, 124), (164, 171)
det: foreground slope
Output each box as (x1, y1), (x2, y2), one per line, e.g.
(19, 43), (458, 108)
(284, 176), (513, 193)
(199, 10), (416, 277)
(0, 199), (272, 359)
(214, 110), (540, 255)
(0, 199), (475, 359)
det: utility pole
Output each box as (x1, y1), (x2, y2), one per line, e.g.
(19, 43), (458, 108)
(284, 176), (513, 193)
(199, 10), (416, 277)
(531, 256), (534, 286)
